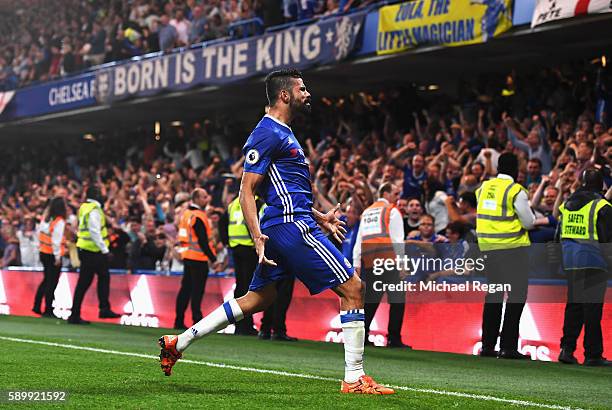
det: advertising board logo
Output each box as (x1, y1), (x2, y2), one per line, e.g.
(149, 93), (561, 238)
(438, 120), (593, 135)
(121, 275), (159, 327)
(471, 303), (551, 361)
(52, 272), (73, 319)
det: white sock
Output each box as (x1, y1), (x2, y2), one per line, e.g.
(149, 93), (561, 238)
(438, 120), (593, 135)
(340, 309), (366, 383)
(176, 299), (244, 352)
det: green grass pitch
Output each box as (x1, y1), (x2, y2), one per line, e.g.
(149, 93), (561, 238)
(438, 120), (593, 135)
(0, 315), (609, 409)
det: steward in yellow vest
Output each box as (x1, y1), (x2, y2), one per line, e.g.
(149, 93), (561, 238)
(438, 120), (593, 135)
(77, 201), (109, 253)
(475, 153), (535, 360)
(556, 168), (612, 367)
(476, 179), (530, 251)
(69, 186), (119, 324)
(558, 190), (611, 271)
(228, 196), (255, 248)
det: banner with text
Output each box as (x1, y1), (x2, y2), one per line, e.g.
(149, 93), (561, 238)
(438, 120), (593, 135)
(0, 73), (97, 121)
(377, 0), (513, 55)
(94, 12), (365, 103)
(531, 0), (612, 27)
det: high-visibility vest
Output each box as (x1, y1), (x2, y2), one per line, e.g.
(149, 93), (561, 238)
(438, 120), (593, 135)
(76, 202), (109, 252)
(476, 178), (530, 251)
(177, 208), (215, 262)
(228, 197), (254, 248)
(360, 200), (396, 268)
(39, 217), (66, 256)
(559, 199), (609, 242)
(558, 198), (610, 270)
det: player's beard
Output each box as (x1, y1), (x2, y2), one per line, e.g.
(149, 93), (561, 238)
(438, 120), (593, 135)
(289, 93), (311, 116)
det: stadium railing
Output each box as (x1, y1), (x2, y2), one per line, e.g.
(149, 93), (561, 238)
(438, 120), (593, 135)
(228, 17), (264, 39)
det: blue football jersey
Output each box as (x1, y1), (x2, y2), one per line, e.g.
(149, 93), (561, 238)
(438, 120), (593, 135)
(242, 115), (313, 229)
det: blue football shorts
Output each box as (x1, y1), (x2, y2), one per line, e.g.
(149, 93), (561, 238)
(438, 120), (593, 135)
(249, 217), (354, 295)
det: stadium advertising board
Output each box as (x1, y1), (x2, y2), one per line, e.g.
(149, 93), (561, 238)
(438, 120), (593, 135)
(376, 0), (513, 55)
(531, 0), (612, 27)
(94, 11), (366, 104)
(0, 73), (97, 121)
(2, 270), (610, 362)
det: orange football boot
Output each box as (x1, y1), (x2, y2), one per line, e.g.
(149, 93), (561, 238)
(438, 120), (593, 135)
(341, 375), (395, 395)
(158, 335), (182, 376)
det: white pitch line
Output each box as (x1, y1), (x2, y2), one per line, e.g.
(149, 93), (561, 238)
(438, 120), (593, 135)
(0, 335), (581, 410)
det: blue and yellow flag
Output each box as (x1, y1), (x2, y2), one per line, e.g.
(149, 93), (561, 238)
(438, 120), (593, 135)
(377, 0), (513, 55)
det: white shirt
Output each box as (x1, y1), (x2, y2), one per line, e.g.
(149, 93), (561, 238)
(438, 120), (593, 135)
(352, 198), (404, 269)
(497, 174), (535, 230)
(86, 199), (109, 254)
(17, 230), (41, 267)
(425, 190), (449, 233)
(185, 148), (205, 170)
(170, 18), (191, 45)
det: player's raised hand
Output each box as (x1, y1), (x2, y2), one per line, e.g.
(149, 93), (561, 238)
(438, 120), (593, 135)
(255, 234), (277, 266)
(320, 203), (347, 244)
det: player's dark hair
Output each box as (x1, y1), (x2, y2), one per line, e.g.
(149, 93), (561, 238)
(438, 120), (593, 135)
(265, 69), (303, 106)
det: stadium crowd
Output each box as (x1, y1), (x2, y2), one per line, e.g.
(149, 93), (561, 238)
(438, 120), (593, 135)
(0, 0), (367, 91)
(0, 61), (611, 279)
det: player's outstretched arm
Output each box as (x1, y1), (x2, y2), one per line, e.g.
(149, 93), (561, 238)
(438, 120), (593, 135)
(240, 172), (276, 266)
(312, 204), (347, 244)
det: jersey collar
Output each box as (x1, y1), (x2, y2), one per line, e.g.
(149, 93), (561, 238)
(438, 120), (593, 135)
(264, 114), (292, 131)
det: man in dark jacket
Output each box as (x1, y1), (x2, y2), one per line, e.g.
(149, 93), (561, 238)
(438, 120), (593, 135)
(556, 168), (612, 366)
